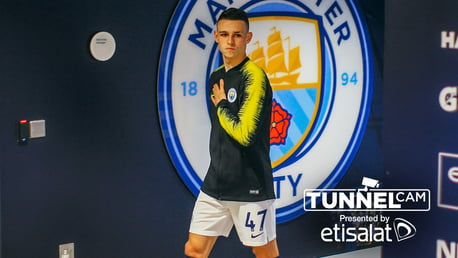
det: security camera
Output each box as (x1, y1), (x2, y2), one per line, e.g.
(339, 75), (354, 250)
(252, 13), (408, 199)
(359, 177), (380, 191)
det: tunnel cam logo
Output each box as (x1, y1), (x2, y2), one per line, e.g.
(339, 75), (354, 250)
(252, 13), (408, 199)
(158, 0), (373, 223)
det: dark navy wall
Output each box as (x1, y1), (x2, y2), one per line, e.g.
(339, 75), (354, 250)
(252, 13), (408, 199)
(383, 0), (458, 257)
(0, 1), (384, 257)
(0, 1), (188, 257)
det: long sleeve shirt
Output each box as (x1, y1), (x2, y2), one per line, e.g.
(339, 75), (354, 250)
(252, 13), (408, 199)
(201, 57), (275, 202)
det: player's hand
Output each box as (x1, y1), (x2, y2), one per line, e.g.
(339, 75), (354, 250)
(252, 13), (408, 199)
(211, 79), (226, 106)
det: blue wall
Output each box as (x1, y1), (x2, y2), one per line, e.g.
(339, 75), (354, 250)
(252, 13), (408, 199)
(0, 0), (384, 257)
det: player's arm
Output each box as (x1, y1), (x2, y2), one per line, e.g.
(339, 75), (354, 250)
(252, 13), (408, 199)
(214, 64), (268, 147)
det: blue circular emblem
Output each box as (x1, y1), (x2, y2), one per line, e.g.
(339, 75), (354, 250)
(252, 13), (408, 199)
(158, 0), (373, 223)
(227, 88), (237, 103)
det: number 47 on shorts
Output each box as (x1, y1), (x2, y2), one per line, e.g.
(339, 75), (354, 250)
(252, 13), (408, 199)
(245, 209), (267, 233)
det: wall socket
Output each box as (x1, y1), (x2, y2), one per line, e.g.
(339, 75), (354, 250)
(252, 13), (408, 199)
(59, 243), (74, 258)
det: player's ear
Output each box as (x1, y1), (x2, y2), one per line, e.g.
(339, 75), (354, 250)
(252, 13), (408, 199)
(246, 32), (253, 44)
(214, 30), (219, 43)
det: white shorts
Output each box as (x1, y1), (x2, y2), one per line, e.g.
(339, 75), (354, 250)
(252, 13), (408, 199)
(189, 191), (277, 247)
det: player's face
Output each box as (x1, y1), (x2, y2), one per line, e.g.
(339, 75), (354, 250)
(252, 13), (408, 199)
(214, 19), (252, 63)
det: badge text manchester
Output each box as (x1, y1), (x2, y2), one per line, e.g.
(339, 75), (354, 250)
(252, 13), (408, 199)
(188, 0), (352, 50)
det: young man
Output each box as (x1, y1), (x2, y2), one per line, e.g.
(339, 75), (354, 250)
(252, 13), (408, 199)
(184, 8), (279, 258)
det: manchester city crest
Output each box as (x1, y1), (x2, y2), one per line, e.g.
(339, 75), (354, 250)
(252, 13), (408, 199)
(158, 0), (373, 223)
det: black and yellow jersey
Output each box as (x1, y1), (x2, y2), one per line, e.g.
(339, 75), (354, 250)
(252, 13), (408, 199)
(201, 57), (275, 202)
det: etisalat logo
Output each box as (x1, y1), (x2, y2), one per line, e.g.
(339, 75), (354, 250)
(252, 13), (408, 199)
(304, 177), (431, 243)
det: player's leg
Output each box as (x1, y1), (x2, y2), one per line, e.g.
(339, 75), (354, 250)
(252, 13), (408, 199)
(184, 233), (218, 258)
(251, 239), (279, 258)
(185, 192), (233, 257)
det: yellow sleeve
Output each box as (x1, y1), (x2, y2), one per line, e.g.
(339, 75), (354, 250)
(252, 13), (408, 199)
(217, 62), (267, 147)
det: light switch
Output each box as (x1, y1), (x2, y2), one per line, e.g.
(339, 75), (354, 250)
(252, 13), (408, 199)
(29, 120), (46, 138)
